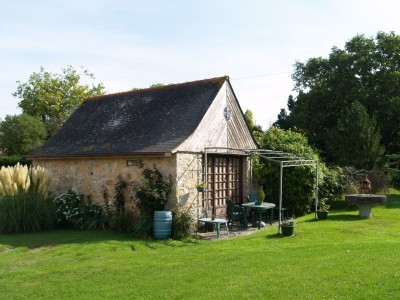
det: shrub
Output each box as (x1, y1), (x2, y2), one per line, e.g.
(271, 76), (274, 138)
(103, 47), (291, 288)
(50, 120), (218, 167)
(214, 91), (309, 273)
(318, 166), (345, 203)
(134, 165), (172, 220)
(0, 164), (53, 233)
(255, 127), (345, 216)
(367, 170), (389, 194)
(171, 205), (196, 240)
(53, 188), (105, 230)
(0, 155), (32, 168)
(111, 210), (140, 233)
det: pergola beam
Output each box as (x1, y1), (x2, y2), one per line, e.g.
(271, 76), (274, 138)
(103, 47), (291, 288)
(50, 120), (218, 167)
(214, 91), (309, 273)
(203, 147), (319, 232)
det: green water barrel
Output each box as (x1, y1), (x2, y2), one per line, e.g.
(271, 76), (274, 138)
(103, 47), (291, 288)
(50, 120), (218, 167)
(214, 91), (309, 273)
(153, 211), (172, 240)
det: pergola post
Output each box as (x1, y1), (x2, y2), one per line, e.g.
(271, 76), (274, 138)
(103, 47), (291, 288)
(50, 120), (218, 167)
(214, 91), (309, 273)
(204, 148), (208, 218)
(315, 161), (319, 219)
(249, 152), (253, 194)
(278, 162), (283, 233)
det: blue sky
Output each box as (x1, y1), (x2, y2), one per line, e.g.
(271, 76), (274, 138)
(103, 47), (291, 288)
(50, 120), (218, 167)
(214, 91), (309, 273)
(1, 0), (400, 128)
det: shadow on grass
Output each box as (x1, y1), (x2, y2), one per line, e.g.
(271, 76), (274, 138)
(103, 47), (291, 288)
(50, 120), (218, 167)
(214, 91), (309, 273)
(385, 194), (400, 209)
(0, 229), (147, 250)
(304, 213), (361, 222)
(265, 233), (284, 239)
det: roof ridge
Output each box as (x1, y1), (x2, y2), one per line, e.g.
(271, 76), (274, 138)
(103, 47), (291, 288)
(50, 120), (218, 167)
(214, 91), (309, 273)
(86, 75), (229, 102)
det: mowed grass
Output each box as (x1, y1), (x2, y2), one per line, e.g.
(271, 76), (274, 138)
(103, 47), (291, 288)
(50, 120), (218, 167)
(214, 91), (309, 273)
(1, 191), (400, 299)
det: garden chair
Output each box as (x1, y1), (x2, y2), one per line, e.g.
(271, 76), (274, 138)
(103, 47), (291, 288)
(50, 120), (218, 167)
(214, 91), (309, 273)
(227, 199), (247, 229)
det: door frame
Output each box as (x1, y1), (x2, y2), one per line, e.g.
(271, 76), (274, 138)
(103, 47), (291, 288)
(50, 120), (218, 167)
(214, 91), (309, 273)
(203, 154), (243, 218)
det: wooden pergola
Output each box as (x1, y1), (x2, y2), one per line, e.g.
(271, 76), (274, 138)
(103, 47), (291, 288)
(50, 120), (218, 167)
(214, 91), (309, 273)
(204, 147), (319, 233)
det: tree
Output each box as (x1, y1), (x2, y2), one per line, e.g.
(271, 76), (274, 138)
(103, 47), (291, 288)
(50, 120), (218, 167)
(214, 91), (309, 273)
(0, 114), (47, 155)
(326, 101), (384, 169)
(254, 127), (344, 216)
(14, 66), (105, 136)
(244, 109), (255, 130)
(276, 31), (400, 161)
(244, 109), (263, 143)
(274, 95), (295, 129)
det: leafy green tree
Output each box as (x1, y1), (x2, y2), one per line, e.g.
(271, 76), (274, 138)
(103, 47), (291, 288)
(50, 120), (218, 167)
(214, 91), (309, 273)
(14, 66), (105, 136)
(277, 31), (400, 160)
(0, 114), (47, 155)
(254, 127), (343, 216)
(149, 83), (164, 88)
(244, 109), (263, 143)
(326, 101), (384, 169)
(244, 109), (255, 130)
(274, 95), (294, 129)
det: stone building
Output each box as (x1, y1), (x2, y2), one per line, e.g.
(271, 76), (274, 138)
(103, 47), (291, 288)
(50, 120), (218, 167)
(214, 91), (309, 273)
(29, 76), (258, 218)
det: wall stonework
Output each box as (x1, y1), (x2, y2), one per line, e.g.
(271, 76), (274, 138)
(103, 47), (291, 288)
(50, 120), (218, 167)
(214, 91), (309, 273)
(175, 152), (203, 218)
(34, 152), (253, 217)
(33, 156), (177, 210)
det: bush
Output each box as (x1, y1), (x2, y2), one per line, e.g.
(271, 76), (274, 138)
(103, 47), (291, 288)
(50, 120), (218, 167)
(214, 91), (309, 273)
(53, 188), (105, 230)
(0, 155), (32, 168)
(111, 210), (136, 233)
(318, 166), (345, 204)
(134, 165), (172, 220)
(0, 164), (53, 233)
(255, 127), (345, 216)
(171, 205), (196, 240)
(367, 170), (389, 194)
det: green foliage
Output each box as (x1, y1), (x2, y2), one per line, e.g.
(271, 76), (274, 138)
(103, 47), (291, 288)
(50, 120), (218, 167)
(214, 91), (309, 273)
(244, 109), (255, 129)
(0, 164), (53, 233)
(134, 165), (172, 219)
(0, 163), (53, 233)
(318, 198), (330, 212)
(114, 176), (127, 213)
(244, 109), (263, 144)
(318, 166), (345, 203)
(386, 154), (400, 189)
(277, 31), (400, 164)
(326, 101), (384, 169)
(255, 127), (344, 215)
(111, 210), (138, 233)
(367, 170), (389, 194)
(53, 189), (104, 230)
(0, 190), (54, 233)
(257, 186), (266, 202)
(149, 83), (164, 87)
(0, 155), (31, 167)
(14, 66), (105, 136)
(171, 205), (196, 240)
(0, 114), (47, 155)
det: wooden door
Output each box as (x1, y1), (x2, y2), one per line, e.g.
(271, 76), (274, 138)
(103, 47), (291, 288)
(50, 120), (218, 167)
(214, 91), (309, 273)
(202, 155), (243, 218)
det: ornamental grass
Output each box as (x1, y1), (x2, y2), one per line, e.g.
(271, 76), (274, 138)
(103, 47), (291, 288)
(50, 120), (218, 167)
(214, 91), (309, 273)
(0, 163), (54, 233)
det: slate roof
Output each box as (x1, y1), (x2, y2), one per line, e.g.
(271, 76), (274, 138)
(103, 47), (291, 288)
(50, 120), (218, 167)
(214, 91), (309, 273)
(29, 76), (228, 158)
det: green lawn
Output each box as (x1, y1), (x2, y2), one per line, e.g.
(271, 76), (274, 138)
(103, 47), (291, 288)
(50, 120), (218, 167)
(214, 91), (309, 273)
(1, 191), (400, 299)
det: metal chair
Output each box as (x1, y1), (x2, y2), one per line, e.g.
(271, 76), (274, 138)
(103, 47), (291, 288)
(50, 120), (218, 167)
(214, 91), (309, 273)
(227, 199), (247, 229)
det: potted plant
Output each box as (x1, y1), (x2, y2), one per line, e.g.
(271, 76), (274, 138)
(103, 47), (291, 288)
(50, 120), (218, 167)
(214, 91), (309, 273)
(195, 182), (206, 192)
(281, 217), (296, 236)
(317, 198), (330, 220)
(255, 186), (265, 205)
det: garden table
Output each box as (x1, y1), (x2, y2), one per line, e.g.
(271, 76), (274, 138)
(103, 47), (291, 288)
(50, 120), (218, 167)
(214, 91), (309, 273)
(241, 202), (276, 229)
(198, 218), (229, 238)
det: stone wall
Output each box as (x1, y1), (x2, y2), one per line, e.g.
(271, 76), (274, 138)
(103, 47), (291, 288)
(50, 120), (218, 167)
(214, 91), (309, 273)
(33, 156), (177, 211)
(175, 152), (203, 218)
(34, 153), (253, 217)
